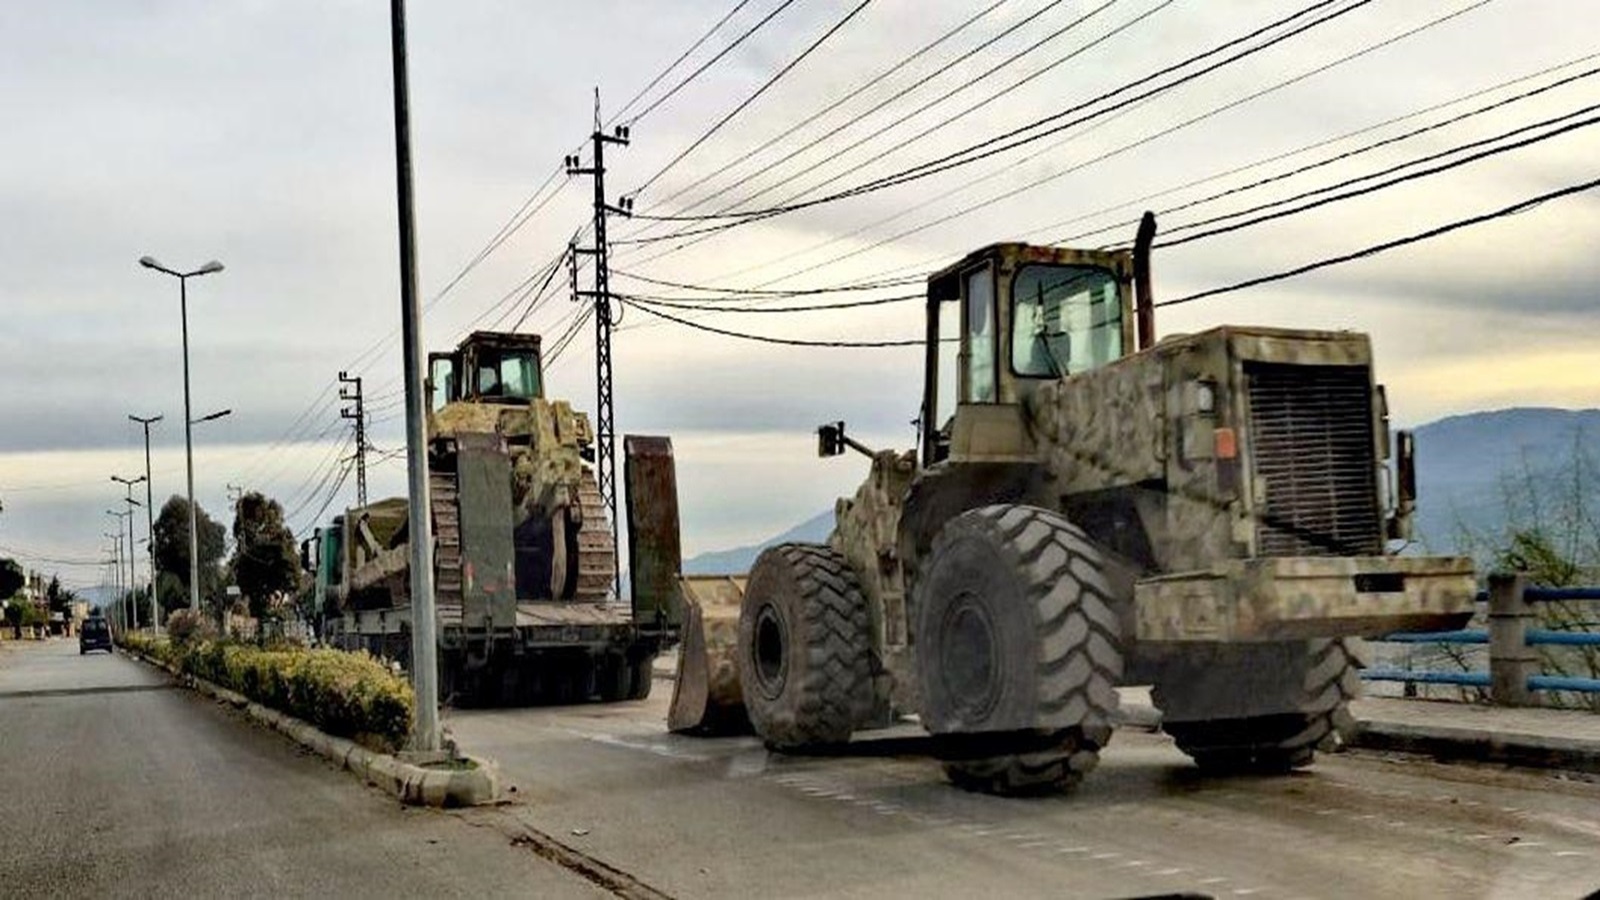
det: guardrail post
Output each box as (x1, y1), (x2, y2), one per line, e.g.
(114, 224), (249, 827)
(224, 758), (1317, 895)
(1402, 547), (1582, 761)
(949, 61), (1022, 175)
(1488, 573), (1536, 707)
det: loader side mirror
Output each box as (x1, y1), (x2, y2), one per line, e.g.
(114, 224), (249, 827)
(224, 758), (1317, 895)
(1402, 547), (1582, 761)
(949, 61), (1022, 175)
(299, 534), (315, 573)
(818, 421), (847, 458)
(1389, 430), (1416, 541)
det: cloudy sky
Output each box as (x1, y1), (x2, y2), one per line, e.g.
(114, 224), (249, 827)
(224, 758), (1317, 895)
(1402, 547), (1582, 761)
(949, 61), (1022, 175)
(2, 0), (1597, 590)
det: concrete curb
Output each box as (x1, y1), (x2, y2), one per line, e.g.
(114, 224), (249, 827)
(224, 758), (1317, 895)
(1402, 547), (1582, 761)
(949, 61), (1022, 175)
(1346, 719), (1600, 775)
(120, 647), (500, 807)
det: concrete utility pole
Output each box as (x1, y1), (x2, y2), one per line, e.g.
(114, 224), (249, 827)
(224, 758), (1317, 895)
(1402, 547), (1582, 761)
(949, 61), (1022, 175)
(339, 371), (369, 507)
(112, 475), (146, 629)
(102, 532), (121, 630)
(138, 256), (224, 614)
(130, 415), (163, 632)
(564, 101), (631, 596)
(389, 0), (439, 753)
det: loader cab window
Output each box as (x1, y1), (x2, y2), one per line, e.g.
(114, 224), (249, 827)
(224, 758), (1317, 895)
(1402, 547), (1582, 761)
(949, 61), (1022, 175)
(963, 265), (997, 403)
(476, 350), (542, 400)
(1011, 264), (1122, 378)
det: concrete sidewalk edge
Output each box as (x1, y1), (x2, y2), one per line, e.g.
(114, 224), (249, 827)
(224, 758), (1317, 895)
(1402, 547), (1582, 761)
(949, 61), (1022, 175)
(1346, 718), (1600, 774)
(121, 647), (502, 807)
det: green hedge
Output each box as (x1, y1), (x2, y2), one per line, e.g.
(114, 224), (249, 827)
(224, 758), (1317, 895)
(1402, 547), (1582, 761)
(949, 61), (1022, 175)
(122, 633), (414, 752)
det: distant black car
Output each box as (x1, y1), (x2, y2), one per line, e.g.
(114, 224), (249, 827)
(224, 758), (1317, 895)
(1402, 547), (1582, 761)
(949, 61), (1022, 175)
(79, 617), (112, 655)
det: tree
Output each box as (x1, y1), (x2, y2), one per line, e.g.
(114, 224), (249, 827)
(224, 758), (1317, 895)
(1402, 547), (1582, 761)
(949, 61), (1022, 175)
(45, 575), (76, 615)
(0, 558), (22, 602)
(230, 491), (299, 620)
(152, 495), (227, 615)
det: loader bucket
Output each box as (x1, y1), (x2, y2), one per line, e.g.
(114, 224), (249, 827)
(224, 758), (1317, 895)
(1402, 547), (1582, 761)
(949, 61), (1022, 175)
(668, 574), (750, 734)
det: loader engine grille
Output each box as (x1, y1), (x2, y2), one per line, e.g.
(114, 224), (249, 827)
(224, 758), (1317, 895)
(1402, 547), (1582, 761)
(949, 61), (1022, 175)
(1245, 362), (1382, 557)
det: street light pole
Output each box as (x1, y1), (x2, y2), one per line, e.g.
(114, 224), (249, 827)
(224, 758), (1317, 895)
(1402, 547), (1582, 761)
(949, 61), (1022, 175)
(102, 532), (121, 631)
(138, 256), (223, 615)
(130, 415), (163, 632)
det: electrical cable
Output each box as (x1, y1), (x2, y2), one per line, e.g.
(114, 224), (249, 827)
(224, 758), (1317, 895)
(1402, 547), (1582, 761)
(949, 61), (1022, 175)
(1156, 175), (1600, 309)
(642, 0), (1015, 213)
(631, 0), (878, 199)
(627, 0), (803, 127)
(619, 297), (924, 347)
(1153, 107), (1600, 249)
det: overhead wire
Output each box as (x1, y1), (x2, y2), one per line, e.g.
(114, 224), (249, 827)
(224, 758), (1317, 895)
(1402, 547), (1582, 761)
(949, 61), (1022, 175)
(627, 0), (803, 127)
(619, 297), (925, 347)
(1157, 175), (1600, 308)
(610, 0), (1372, 254)
(641, 0), (1016, 214)
(630, 0), (879, 199)
(1152, 106), (1600, 249)
(1046, 52), (1600, 245)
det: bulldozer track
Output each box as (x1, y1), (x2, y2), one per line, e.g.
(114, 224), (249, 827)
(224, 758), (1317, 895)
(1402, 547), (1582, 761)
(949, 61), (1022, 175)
(431, 468), (464, 608)
(574, 469), (616, 602)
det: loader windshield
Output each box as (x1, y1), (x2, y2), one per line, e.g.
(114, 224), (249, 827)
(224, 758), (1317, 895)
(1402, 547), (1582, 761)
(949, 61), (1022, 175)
(1011, 264), (1121, 378)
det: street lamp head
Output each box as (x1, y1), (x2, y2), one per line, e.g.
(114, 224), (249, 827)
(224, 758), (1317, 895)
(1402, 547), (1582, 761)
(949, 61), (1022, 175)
(196, 260), (225, 276)
(192, 408), (232, 424)
(129, 413), (165, 425)
(138, 256), (163, 271)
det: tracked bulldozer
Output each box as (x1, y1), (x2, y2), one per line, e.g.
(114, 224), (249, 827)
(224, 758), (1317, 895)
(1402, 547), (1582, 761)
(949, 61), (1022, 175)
(670, 217), (1476, 794)
(305, 330), (679, 706)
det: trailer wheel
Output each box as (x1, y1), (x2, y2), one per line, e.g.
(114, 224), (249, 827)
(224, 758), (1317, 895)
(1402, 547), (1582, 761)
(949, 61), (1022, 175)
(738, 543), (873, 749)
(1153, 638), (1361, 773)
(629, 655), (655, 701)
(915, 505), (1123, 795)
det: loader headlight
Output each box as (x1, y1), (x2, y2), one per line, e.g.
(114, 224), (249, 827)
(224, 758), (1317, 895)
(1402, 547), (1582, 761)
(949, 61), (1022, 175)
(1194, 381), (1216, 415)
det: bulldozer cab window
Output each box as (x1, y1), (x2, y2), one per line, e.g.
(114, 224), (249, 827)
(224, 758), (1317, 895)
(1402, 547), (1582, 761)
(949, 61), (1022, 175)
(963, 265), (997, 403)
(477, 350), (542, 400)
(1010, 264), (1121, 379)
(429, 355), (457, 411)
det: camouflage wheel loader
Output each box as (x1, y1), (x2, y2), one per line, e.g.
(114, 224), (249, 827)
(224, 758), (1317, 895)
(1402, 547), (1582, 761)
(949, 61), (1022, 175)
(670, 217), (1476, 794)
(305, 330), (679, 706)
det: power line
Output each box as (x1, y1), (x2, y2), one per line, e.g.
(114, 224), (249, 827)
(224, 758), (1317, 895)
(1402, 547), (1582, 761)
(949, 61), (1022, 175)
(1156, 175), (1600, 309)
(620, 290), (920, 313)
(627, 0), (802, 127)
(614, 0), (759, 122)
(642, 0), (1015, 214)
(1154, 107), (1600, 249)
(1048, 53), (1600, 245)
(620, 297), (925, 347)
(613, 269), (921, 295)
(634, 0), (1487, 290)
(630, 0), (878, 198)
(614, 0), (1371, 251)
(625, 0), (1070, 223)
(646, 0), (1152, 232)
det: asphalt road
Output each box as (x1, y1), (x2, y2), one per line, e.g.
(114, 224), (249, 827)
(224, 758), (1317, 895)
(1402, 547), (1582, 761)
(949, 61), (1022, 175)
(0, 639), (605, 899)
(446, 677), (1600, 900)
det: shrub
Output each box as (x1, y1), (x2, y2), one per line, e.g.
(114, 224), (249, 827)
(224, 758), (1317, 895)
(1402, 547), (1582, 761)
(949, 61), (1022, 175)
(166, 609), (219, 645)
(119, 632), (413, 751)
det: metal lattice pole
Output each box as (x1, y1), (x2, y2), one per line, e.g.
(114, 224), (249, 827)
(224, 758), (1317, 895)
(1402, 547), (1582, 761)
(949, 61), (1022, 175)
(565, 113), (631, 596)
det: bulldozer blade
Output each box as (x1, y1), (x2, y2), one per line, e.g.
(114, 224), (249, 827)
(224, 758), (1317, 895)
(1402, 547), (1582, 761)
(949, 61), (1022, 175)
(668, 574), (750, 734)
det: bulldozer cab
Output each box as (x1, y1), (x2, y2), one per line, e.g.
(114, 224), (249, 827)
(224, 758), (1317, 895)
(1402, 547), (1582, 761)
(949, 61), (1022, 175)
(919, 243), (1138, 466)
(428, 331), (544, 412)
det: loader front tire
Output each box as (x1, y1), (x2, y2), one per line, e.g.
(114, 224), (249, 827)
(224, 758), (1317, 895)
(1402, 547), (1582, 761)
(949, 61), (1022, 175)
(739, 543), (873, 749)
(915, 505), (1123, 795)
(1153, 638), (1361, 774)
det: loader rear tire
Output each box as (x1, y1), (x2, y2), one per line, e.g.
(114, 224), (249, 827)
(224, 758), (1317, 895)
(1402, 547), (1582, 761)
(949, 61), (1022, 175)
(915, 505), (1123, 795)
(1154, 638), (1361, 774)
(739, 543), (873, 749)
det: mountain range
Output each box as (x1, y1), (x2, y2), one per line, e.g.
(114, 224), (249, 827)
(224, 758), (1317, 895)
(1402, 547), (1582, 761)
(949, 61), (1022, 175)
(683, 407), (1600, 574)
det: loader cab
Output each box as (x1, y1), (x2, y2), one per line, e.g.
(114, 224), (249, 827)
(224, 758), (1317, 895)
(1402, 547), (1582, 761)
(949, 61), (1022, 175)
(428, 331), (545, 412)
(920, 243), (1137, 466)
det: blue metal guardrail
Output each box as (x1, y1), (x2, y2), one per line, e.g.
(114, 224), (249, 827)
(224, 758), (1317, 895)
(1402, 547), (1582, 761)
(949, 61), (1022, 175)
(1362, 584), (1600, 695)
